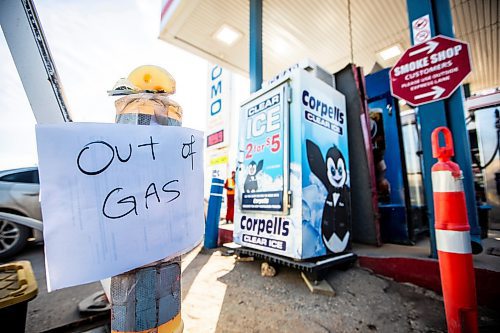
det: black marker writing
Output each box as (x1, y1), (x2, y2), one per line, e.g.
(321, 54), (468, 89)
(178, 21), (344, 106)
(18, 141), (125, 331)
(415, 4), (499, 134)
(102, 187), (138, 219)
(162, 179), (180, 202)
(77, 137), (160, 176)
(182, 135), (196, 170)
(138, 136), (159, 160)
(115, 144), (132, 162)
(102, 180), (182, 220)
(77, 141), (114, 176)
(145, 182), (160, 209)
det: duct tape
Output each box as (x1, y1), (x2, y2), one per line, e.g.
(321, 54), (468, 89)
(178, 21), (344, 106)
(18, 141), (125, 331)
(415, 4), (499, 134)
(111, 260), (182, 333)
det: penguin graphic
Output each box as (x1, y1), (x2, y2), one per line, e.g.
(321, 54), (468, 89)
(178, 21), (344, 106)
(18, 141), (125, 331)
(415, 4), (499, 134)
(244, 160), (263, 192)
(306, 140), (350, 253)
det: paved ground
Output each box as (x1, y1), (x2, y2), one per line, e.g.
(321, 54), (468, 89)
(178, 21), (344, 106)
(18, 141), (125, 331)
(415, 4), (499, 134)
(4, 244), (500, 332)
(182, 249), (500, 333)
(4, 243), (105, 332)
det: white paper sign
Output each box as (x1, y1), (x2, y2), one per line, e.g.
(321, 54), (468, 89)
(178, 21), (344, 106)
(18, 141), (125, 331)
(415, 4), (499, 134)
(36, 123), (204, 291)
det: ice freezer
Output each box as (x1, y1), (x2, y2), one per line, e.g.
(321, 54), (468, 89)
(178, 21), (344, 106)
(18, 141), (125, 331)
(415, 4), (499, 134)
(234, 68), (351, 260)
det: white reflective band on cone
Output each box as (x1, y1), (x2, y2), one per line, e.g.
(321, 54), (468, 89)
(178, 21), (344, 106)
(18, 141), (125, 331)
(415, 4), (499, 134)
(436, 229), (472, 254)
(210, 193), (224, 197)
(432, 170), (464, 192)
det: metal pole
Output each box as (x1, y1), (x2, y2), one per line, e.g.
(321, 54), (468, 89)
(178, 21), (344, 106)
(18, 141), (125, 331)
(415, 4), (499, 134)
(111, 86), (183, 333)
(204, 178), (224, 248)
(0, 0), (72, 123)
(405, 0), (481, 257)
(249, 0), (263, 93)
(432, 0), (482, 253)
(406, 0), (447, 257)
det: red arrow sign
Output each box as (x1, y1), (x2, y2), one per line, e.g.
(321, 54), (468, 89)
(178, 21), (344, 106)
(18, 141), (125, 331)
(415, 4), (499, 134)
(390, 35), (472, 106)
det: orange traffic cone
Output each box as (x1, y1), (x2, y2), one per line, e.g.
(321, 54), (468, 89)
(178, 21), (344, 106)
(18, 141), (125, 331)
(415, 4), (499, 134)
(431, 126), (478, 333)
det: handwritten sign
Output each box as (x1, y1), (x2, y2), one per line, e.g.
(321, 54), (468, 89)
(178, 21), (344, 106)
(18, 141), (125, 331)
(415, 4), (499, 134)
(35, 123), (204, 291)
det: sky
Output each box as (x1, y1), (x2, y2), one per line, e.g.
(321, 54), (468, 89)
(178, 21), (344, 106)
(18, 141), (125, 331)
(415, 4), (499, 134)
(0, 0), (246, 170)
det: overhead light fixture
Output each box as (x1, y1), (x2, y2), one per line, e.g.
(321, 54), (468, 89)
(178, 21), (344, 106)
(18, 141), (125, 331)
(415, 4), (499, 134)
(271, 38), (289, 55)
(213, 24), (242, 46)
(378, 44), (403, 61)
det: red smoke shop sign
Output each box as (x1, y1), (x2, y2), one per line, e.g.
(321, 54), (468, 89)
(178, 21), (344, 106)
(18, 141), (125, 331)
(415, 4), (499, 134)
(390, 35), (471, 106)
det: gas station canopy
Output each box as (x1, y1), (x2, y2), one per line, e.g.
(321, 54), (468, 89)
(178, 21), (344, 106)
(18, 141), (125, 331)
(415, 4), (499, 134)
(159, 0), (498, 93)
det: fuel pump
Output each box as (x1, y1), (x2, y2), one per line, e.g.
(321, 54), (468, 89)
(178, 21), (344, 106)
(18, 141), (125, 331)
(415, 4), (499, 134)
(365, 68), (428, 244)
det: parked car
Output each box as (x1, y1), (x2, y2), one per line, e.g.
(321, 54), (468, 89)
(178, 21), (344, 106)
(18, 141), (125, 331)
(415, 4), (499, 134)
(0, 167), (42, 259)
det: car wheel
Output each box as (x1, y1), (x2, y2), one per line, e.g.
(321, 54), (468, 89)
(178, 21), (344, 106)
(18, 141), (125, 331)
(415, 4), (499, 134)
(0, 219), (30, 259)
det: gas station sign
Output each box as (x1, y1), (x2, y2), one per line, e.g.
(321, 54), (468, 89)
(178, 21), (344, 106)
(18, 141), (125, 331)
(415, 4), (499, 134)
(390, 35), (471, 106)
(207, 129), (224, 147)
(207, 64), (231, 149)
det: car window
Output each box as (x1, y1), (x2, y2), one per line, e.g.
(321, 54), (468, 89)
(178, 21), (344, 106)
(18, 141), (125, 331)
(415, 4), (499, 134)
(0, 170), (39, 184)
